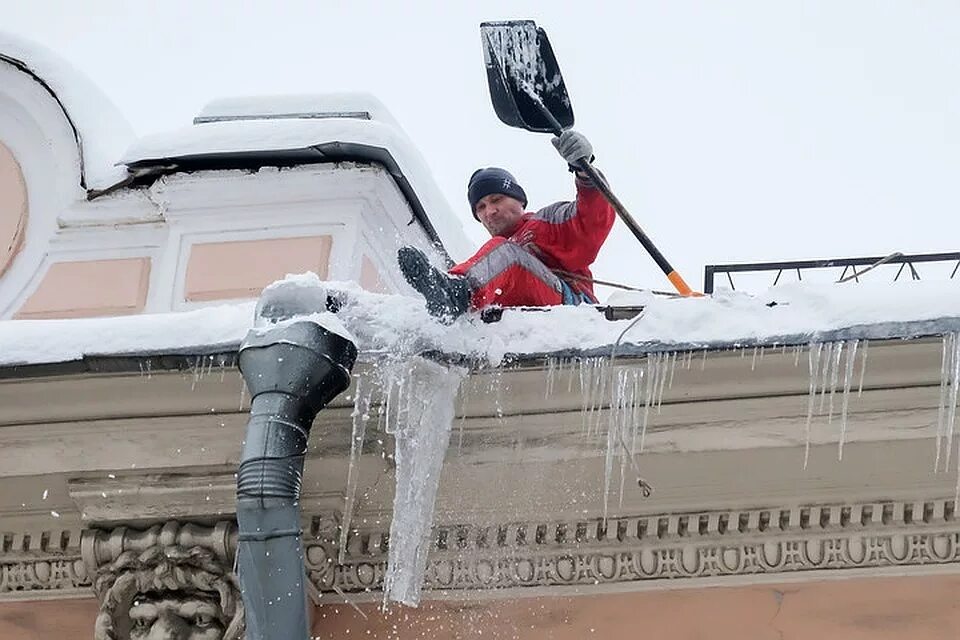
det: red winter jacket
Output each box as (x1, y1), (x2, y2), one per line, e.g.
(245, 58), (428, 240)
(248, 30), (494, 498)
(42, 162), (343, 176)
(451, 176), (616, 301)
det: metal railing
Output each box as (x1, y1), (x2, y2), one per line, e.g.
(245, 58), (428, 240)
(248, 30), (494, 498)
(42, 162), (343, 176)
(703, 251), (960, 294)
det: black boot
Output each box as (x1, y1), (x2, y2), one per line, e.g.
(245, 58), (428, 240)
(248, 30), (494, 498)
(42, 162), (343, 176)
(397, 247), (470, 321)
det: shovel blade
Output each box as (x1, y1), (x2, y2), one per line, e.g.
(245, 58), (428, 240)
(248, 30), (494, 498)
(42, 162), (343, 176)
(480, 20), (574, 134)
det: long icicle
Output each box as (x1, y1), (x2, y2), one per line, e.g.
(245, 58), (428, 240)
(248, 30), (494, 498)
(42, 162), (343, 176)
(827, 341), (844, 424)
(857, 340), (870, 397)
(339, 376), (371, 564)
(805, 342), (823, 470)
(640, 354), (657, 452)
(819, 342), (834, 414)
(837, 339), (859, 461)
(935, 334), (953, 472)
(946, 334), (960, 471)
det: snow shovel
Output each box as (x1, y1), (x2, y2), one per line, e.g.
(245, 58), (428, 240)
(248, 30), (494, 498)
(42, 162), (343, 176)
(480, 20), (698, 297)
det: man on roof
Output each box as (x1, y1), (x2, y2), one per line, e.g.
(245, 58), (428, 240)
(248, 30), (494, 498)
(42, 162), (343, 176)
(398, 130), (615, 321)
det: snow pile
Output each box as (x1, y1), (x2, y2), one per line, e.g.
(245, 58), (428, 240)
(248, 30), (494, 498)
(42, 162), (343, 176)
(3, 275), (960, 368)
(307, 276), (960, 362)
(195, 93), (403, 128)
(120, 94), (473, 261)
(0, 303), (254, 367)
(0, 31), (134, 189)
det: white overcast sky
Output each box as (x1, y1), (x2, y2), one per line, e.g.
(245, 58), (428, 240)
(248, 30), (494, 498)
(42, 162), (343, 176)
(5, 1), (959, 295)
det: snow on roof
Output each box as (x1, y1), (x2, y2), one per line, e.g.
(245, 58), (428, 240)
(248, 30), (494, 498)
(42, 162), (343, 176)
(194, 93), (402, 127)
(0, 31), (134, 190)
(1, 276), (959, 369)
(120, 93), (473, 261)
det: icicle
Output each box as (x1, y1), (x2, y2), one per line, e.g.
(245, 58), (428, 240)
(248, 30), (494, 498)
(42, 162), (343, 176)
(490, 367), (504, 421)
(837, 339), (859, 461)
(382, 374), (396, 435)
(827, 341), (844, 424)
(945, 334), (960, 470)
(751, 347), (758, 371)
(640, 355), (657, 452)
(588, 358), (604, 436)
(603, 368), (628, 520)
(545, 357), (557, 399)
(936, 334), (953, 472)
(794, 345), (802, 367)
(656, 353), (670, 412)
(857, 340), (870, 397)
(579, 358), (590, 435)
(383, 358), (466, 607)
(583, 356), (609, 437)
(191, 355), (202, 391)
(701, 348), (708, 371)
(456, 380), (470, 455)
(818, 342), (834, 414)
(238, 376), (248, 411)
(804, 342), (824, 470)
(629, 367), (645, 453)
(339, 376), (373, 564)
(667, 352), (678, 389)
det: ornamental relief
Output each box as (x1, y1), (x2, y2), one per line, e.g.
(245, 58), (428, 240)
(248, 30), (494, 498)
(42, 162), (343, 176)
(82, 522), (242, 640)
(3, 499), (960, 610)
(0, 556), (89, 594)
(321, 530), (960, 593)
(317, 497), (960, 593)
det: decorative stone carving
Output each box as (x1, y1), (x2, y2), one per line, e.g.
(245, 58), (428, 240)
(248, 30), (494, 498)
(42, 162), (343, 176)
(4, 499), (960, 606)
(81, 521), (242, 640)
(0, 528), (89, 596)
(313, 497), (960, 594)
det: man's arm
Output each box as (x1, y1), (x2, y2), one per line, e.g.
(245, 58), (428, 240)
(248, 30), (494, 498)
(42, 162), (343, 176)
(527, 131), (616, 272)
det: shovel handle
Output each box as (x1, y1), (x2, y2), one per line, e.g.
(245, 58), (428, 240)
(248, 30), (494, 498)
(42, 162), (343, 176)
(528, 99), (698, 296)
(574, 160), (696, 297)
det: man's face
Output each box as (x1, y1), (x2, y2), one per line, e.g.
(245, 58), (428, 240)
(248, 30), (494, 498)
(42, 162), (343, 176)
(474, 193), (525, 237)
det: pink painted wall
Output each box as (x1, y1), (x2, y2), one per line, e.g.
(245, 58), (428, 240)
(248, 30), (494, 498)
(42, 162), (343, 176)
(4, 574), (960, 639)
(0, 599), (98, 640)
(312, 574), (960, 640)
(0, 142), (27, 278)
(184, 235), (332, 302)
(360, 254), (389, 293)
(15, 257), (151, 319)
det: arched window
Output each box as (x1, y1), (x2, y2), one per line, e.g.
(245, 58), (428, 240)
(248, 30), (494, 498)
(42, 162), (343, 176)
(0, 141), (27, 277)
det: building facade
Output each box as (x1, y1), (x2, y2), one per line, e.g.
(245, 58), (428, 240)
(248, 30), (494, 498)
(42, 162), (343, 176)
(3, 32), (960, 640)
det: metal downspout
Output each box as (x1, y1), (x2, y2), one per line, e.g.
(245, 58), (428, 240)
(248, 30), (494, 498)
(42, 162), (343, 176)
(235, 321), (357, 639)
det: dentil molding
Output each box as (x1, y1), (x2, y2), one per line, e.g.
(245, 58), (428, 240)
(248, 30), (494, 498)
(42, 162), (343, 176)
(5, 497), (960, 602)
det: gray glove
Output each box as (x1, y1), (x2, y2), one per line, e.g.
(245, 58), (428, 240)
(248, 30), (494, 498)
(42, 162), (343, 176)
(551, 129), (593, 166)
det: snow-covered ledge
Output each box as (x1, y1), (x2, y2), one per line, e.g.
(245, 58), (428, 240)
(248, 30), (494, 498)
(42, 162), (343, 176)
(2, 275), (960, 368)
